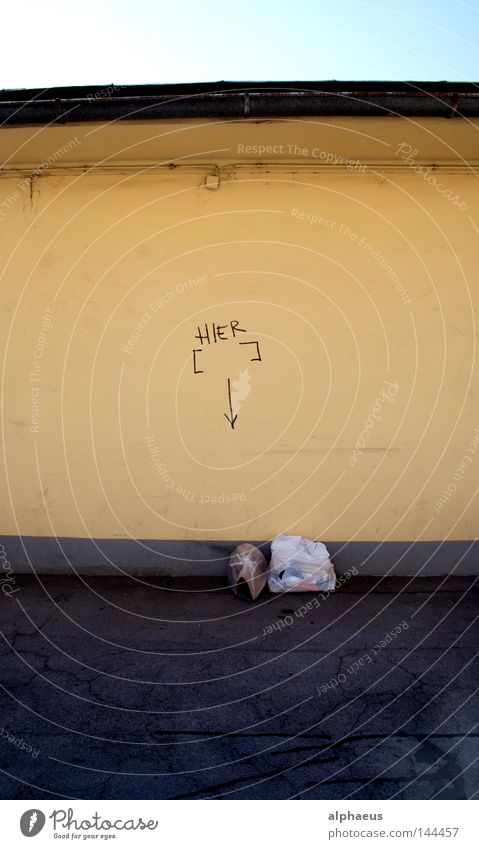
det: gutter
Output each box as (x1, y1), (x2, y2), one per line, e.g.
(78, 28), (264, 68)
(0, 82), (479, 125)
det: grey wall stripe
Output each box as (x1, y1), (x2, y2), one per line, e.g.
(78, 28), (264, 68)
(0, 536), (478, 576)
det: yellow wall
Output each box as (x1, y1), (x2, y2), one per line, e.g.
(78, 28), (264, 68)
(0, 118), (478, 543)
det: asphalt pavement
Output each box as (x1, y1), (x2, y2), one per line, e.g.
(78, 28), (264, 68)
(0, 574), (477, 799)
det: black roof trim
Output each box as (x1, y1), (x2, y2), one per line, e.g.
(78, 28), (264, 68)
(1, 81), (478, 125)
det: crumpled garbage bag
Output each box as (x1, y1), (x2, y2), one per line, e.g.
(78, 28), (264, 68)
(268, 534), (336, 592)
(228, 543), (268, 601)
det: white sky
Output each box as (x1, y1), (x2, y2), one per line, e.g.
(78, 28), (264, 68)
(1, 0), (479, 89)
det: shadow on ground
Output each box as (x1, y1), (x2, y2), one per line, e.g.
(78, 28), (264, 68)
(0, 574), (477, 799)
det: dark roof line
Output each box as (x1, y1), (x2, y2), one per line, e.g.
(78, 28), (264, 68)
(1, 81), (479, 124)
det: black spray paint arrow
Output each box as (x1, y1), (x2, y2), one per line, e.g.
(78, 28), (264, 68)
(224, 378), (238, 429)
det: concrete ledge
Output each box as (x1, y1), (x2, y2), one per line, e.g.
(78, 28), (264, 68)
(1, 536), (478, 576)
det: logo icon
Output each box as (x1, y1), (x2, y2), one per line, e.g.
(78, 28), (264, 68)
(20, 809), (46, 837)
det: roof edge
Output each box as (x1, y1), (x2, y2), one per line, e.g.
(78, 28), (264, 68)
(1, 81), (479, 125)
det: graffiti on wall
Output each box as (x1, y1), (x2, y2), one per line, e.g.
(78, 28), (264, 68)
(192, 320), (262, 429)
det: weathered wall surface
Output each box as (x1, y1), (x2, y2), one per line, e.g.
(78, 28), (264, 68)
(0, 118), (477, 572)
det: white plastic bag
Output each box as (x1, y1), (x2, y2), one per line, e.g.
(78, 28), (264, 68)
(268, 535), (336, 593)
(228, 543), (268, 601)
